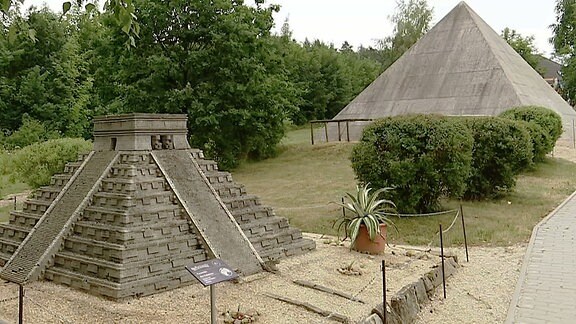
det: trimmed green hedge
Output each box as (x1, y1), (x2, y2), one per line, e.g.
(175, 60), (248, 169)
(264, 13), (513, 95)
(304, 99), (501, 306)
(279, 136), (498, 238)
(351, 115), (473, 213)
(463, 117), (533, 199)
(10, 138), (92, 188)
(500, 106), (563, 162)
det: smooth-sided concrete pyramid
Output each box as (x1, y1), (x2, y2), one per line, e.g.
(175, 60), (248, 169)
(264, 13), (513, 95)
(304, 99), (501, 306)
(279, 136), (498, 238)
(0, 114), (315, 299)
(326, 1), (576, 142)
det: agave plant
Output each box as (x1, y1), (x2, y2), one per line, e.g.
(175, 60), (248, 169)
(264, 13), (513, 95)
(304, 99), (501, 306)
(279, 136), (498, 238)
(334, 183), (397, 246)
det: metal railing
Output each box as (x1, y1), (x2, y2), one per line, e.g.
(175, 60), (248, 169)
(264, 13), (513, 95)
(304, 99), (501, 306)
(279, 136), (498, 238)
(309, 119), (373, 145)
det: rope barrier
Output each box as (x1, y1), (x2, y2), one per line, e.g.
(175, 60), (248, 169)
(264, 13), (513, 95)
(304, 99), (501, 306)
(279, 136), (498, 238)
(382, 209), (458, 218)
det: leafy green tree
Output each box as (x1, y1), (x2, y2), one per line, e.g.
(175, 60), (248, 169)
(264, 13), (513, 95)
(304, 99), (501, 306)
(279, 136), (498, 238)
(1, 0), (138, 46)
(551, 0), (576, 102)
(92, 0), (296, 169)
(377, 0), (433, 69)
(502, 28), (543, 75)
(0, 7), (93, 138)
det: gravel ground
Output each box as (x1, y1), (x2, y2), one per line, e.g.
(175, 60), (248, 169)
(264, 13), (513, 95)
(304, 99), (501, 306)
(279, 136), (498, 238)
(1, 234), (441, 324)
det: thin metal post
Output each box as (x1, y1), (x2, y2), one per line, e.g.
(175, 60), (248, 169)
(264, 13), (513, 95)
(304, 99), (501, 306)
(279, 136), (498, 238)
(439, 224), (446, 299)
(324, 122), (329, 142)
(382, 260), (387, 324)
(14, 196), (17, 210)
(18, 284), (23, 324)
(210, 285), (216, 324)
(346, 121), (350, 142)
(460, 204), (469, 262)
(310, 122), (315, 145)
(341, 197), (345, 218)
(572, 119), (576, 148)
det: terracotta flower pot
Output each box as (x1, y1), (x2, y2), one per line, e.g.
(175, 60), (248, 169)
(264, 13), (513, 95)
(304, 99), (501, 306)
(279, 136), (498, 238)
(351, 223), (387, 254)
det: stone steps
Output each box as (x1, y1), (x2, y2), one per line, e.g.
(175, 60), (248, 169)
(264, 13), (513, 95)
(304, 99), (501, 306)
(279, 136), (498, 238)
(8, 211), (42, 228)
(63, 234), (202, 263)
(50, 174), (73, 187)
(72, 218), (191, 245)
(0, 251), (11, 267)
(31, 186), (60, 201)
(81, 204), (184, 225)
(53, 246), (207, 284)
(44, 265), (199, 299)
(0, 151), (118, 284)
(109, 164), (160, 178)
(231, 206), (275, 223)
(100, 177), (167, 194)
(21, 199), (52, 215)
(221, 194), (262, 211)
(0, 237), (20, 255)
(90, 191), (176, 209)
(195, 158), (219, 172)
(63, 161), (83, 174)
(211, 182), (246, 199)
(0, 223), (31, 242)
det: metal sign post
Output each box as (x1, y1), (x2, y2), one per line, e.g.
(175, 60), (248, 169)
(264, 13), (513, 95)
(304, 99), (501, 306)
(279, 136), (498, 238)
(18, 284), (23, 324)
(186, 259), (239, 324)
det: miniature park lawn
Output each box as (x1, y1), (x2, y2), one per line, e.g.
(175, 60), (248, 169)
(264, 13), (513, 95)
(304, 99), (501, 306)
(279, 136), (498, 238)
(1, 127), (575, 247)
(232, 128), (576, 247)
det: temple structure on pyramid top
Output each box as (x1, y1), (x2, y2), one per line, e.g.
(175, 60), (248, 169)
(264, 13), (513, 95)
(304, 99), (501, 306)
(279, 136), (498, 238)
(0, 113), (315, 299)
(321, 1), (576, 142)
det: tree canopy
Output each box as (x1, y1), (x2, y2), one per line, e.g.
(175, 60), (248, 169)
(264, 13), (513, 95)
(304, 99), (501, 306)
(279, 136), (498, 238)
(551, 0), (576, 102)
(501, 27), (543, 75)
(0, 1), (384, 169)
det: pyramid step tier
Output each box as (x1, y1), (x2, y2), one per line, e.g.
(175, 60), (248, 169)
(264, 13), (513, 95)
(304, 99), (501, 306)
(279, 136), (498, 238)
(7, 211), (41, 229)
(72, 218), (191, 245)
(44, 266), (199, 300)
(63, 234), (203, 263)
(53, 247), (207, 284)
(80, 204), (184, 226)
(0, 151), (118, 284)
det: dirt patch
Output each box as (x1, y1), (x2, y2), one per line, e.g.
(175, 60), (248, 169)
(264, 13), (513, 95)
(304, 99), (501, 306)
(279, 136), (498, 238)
(0, 191), (30, 208)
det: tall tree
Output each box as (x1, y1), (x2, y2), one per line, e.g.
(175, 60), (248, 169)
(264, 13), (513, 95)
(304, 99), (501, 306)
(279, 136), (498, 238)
(502, 27), (542, 74)
(377, 0), (433, 69)
(0, 7), (93, 138)
(551, 0), (576, 102)
(92, 0), (296, 169)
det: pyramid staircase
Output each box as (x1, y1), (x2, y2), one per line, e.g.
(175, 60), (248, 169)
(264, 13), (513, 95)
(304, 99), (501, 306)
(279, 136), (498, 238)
(0, 114), (315, 299)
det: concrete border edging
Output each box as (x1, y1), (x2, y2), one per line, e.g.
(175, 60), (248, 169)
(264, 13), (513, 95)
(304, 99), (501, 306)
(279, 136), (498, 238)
(504, 189), (576, 323)
(360, 256), (459, 324)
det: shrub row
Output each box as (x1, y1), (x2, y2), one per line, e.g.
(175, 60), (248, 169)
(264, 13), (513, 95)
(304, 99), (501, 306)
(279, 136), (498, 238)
(351, 107), (562, 213)
(9, 138), (93, 188)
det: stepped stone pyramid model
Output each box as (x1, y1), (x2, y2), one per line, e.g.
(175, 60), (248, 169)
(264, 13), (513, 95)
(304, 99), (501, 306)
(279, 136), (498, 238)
(321, 1), (576, 142)
(0, 114), (315, 299)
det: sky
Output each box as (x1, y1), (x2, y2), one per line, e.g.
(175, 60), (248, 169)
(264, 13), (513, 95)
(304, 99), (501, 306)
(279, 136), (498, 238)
(23, 0), (559, 56)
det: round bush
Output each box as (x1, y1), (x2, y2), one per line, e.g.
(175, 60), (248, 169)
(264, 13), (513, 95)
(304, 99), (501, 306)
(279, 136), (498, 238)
(463, 117), (533, 200)
(10, 138), (92, 188)
(351, 115), (473, 213)
(500, 106), (563, 162)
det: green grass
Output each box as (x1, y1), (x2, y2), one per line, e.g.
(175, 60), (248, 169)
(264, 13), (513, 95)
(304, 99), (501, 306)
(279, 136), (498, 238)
(0, 174), (30, 200)
(233, 129), (576, 247)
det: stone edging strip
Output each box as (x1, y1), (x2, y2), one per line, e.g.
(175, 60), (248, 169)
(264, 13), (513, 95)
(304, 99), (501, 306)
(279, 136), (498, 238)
(361, 256), (459, 324)
(504, 189), (576, 323)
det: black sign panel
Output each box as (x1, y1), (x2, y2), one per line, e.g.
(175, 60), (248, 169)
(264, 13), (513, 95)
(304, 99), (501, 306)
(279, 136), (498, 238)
(185, 259), (239, 287)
